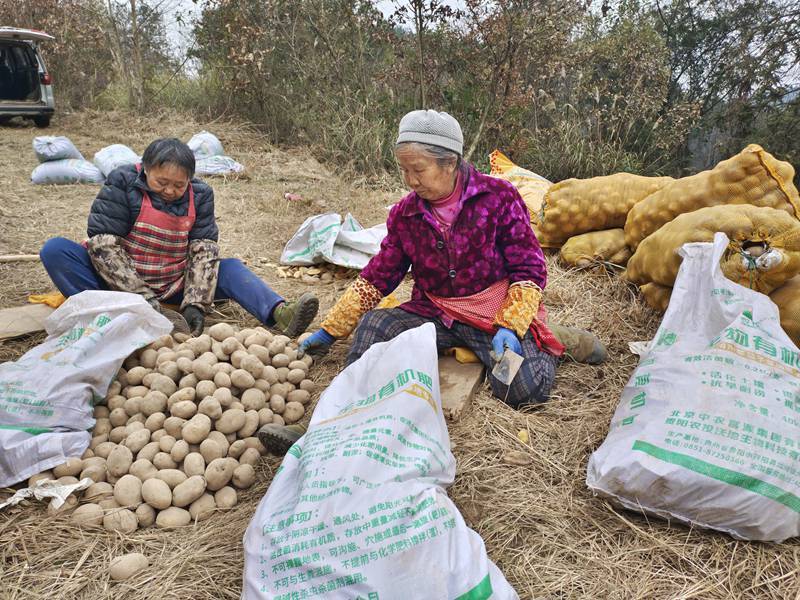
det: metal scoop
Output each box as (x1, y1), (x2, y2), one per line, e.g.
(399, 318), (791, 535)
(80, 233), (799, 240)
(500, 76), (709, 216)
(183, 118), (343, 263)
(490, 348), (524, 386)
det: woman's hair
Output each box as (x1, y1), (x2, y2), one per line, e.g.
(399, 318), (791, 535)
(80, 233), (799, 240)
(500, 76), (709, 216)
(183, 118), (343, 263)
(142, 138), (195, 178)
(395, 141), (464, 173)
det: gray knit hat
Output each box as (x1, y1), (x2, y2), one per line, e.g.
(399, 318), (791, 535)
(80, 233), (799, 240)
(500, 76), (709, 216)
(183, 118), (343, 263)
(396, 110), (463, 156)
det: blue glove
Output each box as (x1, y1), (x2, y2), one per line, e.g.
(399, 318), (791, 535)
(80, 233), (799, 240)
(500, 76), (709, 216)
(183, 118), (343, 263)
(492, 327), (522, 358)
(299, 329), (336, 357)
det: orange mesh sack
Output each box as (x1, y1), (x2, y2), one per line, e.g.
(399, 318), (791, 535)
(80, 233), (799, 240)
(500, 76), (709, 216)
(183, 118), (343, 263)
(559, 229), (632, 267)
(536, 173), (674, 248)
(489, 150), (551, 220)
(639, 282), (673, 312)
(625, 144), (800, 250)
(625, 204), (800, 294)
(769, 276), (800, 346)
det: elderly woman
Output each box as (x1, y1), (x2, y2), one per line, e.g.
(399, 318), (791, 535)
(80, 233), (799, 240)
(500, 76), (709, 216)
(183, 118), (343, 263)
(39, 138), (318, 337)
(258, 110), (604, 454)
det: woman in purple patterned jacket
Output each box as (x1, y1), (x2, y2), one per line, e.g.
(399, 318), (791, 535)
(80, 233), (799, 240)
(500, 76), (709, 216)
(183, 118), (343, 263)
(259, 110), (605, 453)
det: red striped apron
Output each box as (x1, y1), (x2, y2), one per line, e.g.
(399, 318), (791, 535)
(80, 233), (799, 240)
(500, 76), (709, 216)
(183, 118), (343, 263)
(120, 169), (196, 300)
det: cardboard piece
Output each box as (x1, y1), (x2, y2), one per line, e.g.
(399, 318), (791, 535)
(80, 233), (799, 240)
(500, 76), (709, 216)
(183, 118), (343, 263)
(0, 304), (53, 340)
(438, 356), (485, 422)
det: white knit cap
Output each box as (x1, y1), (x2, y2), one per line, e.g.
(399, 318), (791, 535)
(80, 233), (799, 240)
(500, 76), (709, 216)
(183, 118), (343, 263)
(396, 110), (463, 156)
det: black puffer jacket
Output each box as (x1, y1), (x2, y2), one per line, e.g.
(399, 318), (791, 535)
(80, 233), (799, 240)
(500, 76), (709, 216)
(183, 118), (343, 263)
(87, 164), (218, 241)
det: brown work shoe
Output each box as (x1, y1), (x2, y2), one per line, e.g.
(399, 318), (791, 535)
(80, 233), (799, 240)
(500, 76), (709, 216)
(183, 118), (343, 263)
(549, 323), (607, 364)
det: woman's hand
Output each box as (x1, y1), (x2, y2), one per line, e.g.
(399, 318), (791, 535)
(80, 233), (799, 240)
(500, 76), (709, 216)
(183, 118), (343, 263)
(492, 327), (522, 357)
(299, 329), (336, 357)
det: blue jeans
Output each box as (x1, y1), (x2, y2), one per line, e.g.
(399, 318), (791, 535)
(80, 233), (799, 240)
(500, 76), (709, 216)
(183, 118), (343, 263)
(40, 237), (284, 325)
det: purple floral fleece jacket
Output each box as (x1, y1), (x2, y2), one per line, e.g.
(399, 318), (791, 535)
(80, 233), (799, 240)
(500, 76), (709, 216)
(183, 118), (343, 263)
(360, 166), (547, 320)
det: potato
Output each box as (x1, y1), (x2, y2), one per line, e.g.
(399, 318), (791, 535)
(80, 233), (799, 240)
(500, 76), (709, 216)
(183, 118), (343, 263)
(183, 452), (206, 477)
(158, 435), (177, 453)
(205, 457), (236, 491)
(135, 503), (156, 528)
(141, 477), (172, 509)
(215, 362), (235, 375)
(276, 367), (290, 382)
(109, 407), (128, 428)
(286, 369), (305, 385)
(124, 429), (151, 454)
(57, 475), (79, 486)
(47, 494), (78, 515)
(298, 380), (315, 394)
(230, 401), (245, 411)
(230, 349), (248, 369)
(287, 389), (311, 405)
(239, 447), (261, 467)
(125, 421), (145, 434)
(212, 342), (227, 361)
(109, 552), (149, 581)
(126, 366), (148, 386)
(103, 508), (138, 533)
(137, 441), (161, 462)
(107, 445), (133, 477)
(196, 380), (217, 400)
(140, 391), (168, 417)
(151, 429), (168, 442)
(198, 396), (222, 420)
(152, 452), (177, 470)
(113, 474), (142, 507)
(106, 380), (123, 399)
(271, 353), (290, 368)
(129, 459), (157, 482)
(84, 481), (114, 502)
(268, 339), (286, 356)
(127, 414), (146, 426)
(145, 412), (167, 432)
(257, 408), (275, 426)
(94, 418), (112, 437)
(254, 379), (271, 394)
(172, 475), (207, 507)
(187, 359), (212, 383)
(212, 387), (233, 408)
(107, 395), (126, 411)
(158, 361), (180, 382)
(238, 410), (260, 438)
(243, 437), (267, 455)
(155, 505), (191, 528)
(225, 432), (237, 444)
(228, 440), (246, 459)
(215, 408), (246, 434)
(168, 388), (195, 409)
(94, 406), (110, 419)
(175, 356), (194, 375)
(248, 344), (270, 365)
(232, 464), (256, 489)
(271, 382), (293, 398)
(182, 414), (212, 444)
(241, 389), (266, 411)
(199, 439), (225, 463)
(155, 350), (177, 366)
(282, 401), (305, 424)
(239, 355), (264, 378)
(230, 369), (255, 389)
(179, 373), (199, 389)
(141, 372), (159, 388)
(108, 427), (126, 444)
(214, 486), (238, 509)
(53, 457), (84, 478)
(170, 440), (190, 463)
(213, 371), (232, 389)
(156, 469), (187, 489)
(125, 385), (149, 400)
(186, 335), (212, 356)
(72, 503), (104, 528)
(170, 400), (197, 419)
(150, 375), (177, 397)
(82, 448), (95, 459)
(140, 349), (158, 369)
(244, 332), (268, 348)
(269, 395), (286, 414)
(287, 360), (308, 372)
(272, 414), (285, 426)
(163, 416), (186, 438)
(301, 354), (313, 368)
(221, 336), (240, 355)
(209, 322), (235, 342)
(92, 433), (110, 448)
(99, 497), (120, 511)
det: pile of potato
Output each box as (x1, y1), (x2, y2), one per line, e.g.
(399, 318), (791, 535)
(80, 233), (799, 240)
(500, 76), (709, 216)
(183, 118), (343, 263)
(272, 263), (353, 284)
(28, 324), (316, 532)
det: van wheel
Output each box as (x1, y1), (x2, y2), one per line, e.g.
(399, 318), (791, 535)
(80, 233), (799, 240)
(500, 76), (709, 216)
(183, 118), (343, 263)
(33, 115), (51, 128)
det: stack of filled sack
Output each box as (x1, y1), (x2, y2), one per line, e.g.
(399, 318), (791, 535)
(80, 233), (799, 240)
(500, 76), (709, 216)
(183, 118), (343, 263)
(189, 131), (245, 177)
(491, 145), (800, 346)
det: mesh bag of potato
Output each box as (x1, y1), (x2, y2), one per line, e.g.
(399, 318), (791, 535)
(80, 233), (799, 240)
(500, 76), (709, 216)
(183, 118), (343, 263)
(488, 149), (551, 221)
(770, 275), (800, 347)
(559, 228), (632, 268)
(625, 144), (800, 250)
(625, 204), (800, 295)
(536, 173), (674, 248)
(33, 322), (319, 531)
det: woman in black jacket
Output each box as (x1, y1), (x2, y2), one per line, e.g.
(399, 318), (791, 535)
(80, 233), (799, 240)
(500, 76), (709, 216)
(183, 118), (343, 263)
(40, 138), (318, 336)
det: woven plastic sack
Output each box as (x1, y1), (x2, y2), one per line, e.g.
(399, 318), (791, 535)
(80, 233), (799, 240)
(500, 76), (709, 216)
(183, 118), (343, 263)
(32, 136), (83, 163)
(195, 155), (245, 177)
(625, 144), (800, 250)
(536, 173), (674, 248)
(489, 149), (551, 220)
(243, 323), (518, 598)
(639, 282), (672, 312)
(588, 233), (800, 541)
(625, 204), (800, 294)
(770, 276), (800, 347)
(187, 130), (223, 159)
(560, 229), (632, 267)
(31, 159), (105, 185)
(93, 144), (140, 177)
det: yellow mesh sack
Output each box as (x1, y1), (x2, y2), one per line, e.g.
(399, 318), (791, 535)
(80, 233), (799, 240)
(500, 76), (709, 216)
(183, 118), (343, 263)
(559, 229), (632, 267)
(639, 282), (673, 313)
(625, 204), (800, 294)
(769, 276), (800, 347)
(625, 144), (800, 250)
(488, 150), (551, 221)
(536, 173), (674, 248)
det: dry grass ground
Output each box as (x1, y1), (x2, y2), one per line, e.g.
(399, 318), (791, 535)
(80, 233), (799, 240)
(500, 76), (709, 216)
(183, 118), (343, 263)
(0, 111), (798, 599)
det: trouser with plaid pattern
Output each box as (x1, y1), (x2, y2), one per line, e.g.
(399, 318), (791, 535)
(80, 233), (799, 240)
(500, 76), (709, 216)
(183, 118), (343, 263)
(346, 308), (558, 407)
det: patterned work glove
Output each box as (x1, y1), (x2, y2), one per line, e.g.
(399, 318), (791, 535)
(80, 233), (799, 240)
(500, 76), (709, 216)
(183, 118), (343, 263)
(298, 329), (336, 357)
(182, 305), (206, 337)
(491, 327), (522, 358)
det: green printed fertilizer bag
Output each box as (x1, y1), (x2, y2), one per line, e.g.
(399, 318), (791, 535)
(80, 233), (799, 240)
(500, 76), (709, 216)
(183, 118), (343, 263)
(587, 233), (800, 542)
(242, 323), (517, 599)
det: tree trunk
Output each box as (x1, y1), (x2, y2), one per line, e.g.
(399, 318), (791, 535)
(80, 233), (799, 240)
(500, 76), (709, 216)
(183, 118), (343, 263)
(413, 0), (426, 108)
(129, 0), (145, 110)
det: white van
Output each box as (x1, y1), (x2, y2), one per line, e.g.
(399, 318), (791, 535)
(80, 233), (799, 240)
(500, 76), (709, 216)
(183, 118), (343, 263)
(0, 27), (55, 128)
